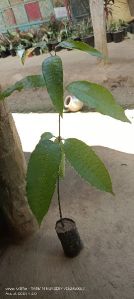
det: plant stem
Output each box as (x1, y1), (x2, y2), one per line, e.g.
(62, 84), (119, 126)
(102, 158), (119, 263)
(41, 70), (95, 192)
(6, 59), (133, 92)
(57, 175), (63, 221)
(57, 114), (64, 226)
(58, 113), (61, 142)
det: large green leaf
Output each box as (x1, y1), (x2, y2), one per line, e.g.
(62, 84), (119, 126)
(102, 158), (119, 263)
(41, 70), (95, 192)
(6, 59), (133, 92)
(67, 81), (130, 123)
(0, 75), (46, 101)
(64, 138), (113, 194)
(42, 55), (64, 116)
(59, 39), (102, 58)
(27, 139), (61, 225)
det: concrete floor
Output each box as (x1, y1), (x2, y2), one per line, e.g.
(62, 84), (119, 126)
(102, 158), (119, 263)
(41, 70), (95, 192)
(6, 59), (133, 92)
(0, 40), (134, 299)
(0, 146), (134, 299)
(0, 111), (134, 299)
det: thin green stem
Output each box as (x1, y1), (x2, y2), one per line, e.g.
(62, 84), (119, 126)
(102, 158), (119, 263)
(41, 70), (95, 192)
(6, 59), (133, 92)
(57, 114), (64, 226)
(58, 113), (61, 141)
(57, 175), (63, 221)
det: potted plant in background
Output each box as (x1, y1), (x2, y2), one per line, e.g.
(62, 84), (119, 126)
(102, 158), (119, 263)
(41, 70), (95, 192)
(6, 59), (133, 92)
(110, 21), (124, 43)
(106, 23), (113, 43)
(9, 44), (17, 57)
(45, 16), (63, 52)
(15, 32), (33, 57)
(19, 31), (33, 50)
(118, 19), (129, 37)
(0, 34), (10, 58)
(127, 21), (134, 34)
(46, 29), (58, 52)
(67, 20), (94, 46)
(29, 29), (47, 56)
(22, 39), (130, 257)
(0, 43), (7, 58)
(69, 22), (82, 42)
(6, 31), (20, 56)
(79, 19), (94, 47)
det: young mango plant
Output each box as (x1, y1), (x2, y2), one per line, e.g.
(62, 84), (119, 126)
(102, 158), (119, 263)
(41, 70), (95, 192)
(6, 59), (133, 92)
(26, 40), (129, 257)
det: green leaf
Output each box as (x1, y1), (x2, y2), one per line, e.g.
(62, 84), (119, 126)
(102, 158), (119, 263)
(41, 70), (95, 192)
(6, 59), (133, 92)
(67, 81), (130, 123)
(64, 138), (113, 194)
(41, 132), (54, 140)
(27, 139), (61, 225)
(21, 48), (34, 65)
(59, 39), (102, 58)
(21, 50), (27, 65)
(42, 55), (64, 116)
(0, 75), (46, 101)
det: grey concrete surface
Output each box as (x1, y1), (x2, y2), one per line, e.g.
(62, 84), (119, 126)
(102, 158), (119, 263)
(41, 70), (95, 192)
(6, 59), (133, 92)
(0, 147), (134, 299)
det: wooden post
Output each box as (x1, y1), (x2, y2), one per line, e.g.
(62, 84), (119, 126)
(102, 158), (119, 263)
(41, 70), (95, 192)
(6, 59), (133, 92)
(128, 0), (134, 15)
(89, 0), (108, 62)
(0, 101), (38, 240)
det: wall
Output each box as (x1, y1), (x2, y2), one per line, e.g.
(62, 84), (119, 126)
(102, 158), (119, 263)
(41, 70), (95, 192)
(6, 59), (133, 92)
(70, 0), (90, 21)
(0, 0), (55, 33)
(111, 0), (134, 22)
(128, 0), (134, 16)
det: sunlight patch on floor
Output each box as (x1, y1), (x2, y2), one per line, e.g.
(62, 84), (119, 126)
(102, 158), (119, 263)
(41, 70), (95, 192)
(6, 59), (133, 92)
(13, 109), (134, 154)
